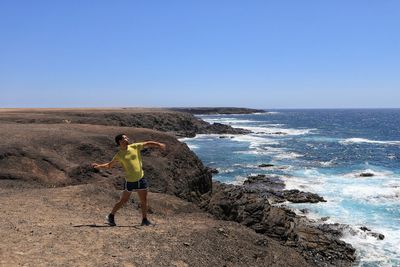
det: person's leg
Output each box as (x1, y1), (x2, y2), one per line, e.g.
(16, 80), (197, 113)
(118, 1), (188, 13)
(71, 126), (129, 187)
(137, 190), (148, 220)
(111, 190), (132, 215)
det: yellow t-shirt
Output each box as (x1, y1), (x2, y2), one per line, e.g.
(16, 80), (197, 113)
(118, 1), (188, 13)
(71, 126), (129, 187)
(112, 142), (145, 182)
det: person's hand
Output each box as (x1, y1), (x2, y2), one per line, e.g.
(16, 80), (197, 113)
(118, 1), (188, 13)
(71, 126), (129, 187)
(92, 163), (101, 169)
(160, 143), (166, 150)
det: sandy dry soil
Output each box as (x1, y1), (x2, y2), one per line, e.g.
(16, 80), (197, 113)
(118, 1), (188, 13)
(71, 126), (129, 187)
(0, 182), (308, 267)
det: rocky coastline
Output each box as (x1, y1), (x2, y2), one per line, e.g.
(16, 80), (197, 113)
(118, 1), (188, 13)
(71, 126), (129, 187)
(0, 108), (250, 138)
(0, 108), (356, 266)
(168, 107), (267, 115)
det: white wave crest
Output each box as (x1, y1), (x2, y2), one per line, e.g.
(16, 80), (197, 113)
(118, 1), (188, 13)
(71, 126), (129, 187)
(342, 185), (400, 203)
(319, 159), (337, 167)
(340, 138), (400, 145)
(231, 134), (279, 146)
(342, 227), (400, 266)
(186, 144), (199, 150)
(202, 118), (256, 125)
(274, 152), (303, 160)
(218, 168), (235, 174)
(226, 175), (247, 185)
(238, 126), (315, 136)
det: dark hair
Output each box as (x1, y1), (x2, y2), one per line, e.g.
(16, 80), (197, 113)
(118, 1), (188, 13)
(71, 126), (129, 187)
(115, 134), (125, 146)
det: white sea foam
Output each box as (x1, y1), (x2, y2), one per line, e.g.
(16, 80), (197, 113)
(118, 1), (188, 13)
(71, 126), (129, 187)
(232, 163), (259, 169)
(273, 152), (303, 160)
(234, 146), (286, 156)
(226, 175), (247, 185)
(197, 115), (314, 136)
(342, 185), (400, 203)
(342, 227), (400, 266)
(234, 150), (273, 156)
(186, 144), (199, 150)
(202, 117), (256, 125)
(178, 134), (221, 141)
(287, 181), (400, 266)
(283, 176), (325, 192)
(238, 125), (316, 136)
(230, 134), (282, 156)
(281, 168), (351, 195)
(260, 123), (285, 127)
(218, 168), (236, 174)
(340, 138), (400, 146)
(319, 159), (337, 167)
(231, 134), (279, 146)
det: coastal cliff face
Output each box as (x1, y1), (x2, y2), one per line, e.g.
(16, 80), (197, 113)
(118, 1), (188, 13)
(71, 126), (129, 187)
(0, 109), (355, 266)
(0, 123), (212, 202)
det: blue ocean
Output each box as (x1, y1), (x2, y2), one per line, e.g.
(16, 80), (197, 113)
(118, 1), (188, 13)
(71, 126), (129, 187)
(181, 109), (400, 267)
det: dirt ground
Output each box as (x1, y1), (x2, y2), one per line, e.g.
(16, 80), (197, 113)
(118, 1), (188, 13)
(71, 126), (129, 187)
(0, 181), (309, 267)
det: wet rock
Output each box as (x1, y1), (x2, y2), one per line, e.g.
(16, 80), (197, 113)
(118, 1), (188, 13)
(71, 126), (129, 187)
(369, 232), (385, 240)
(360, 226), (371, 232)
(243, 175), (326, 204)
(258, 164), (275, 168)
(203, 182), (356, 266)
(205, 167), (219, 174)
(202, 123), (251, 135)
(300, 208), (309, 214)
(282, 189), (326, 203)
(244, 175), (285, 190)
(320, 217), (330, 222)
(271, 132), (287, 135)
(359, 172), (374, 177)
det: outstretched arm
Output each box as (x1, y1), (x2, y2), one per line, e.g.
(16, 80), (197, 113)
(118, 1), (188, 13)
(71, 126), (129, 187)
(92, 159), (118, 170)
(143, 141), (166, 150)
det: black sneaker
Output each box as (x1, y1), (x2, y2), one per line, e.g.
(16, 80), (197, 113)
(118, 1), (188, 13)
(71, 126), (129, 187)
(106, 214), (116, 226)
(141, 218), (152, 226)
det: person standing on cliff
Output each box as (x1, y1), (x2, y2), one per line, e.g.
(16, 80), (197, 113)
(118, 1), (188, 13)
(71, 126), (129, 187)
(92, 134), (166, 226)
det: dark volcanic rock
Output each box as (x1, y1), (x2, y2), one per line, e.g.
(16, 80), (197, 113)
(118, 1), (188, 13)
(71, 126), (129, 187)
(359, 172), (374, 177)
(244, 175), (285, 191)
(205, 167), (219, 174)
(168, 107), (266, 115)
(360, 226), (371, 232)
(202, 182), (355, 266)
(360, 227), (385, 240)
(300, 208), (310, 214)
(283, 189), (326, 203)
(370, 232), (385, 240)
(258, 163), (275, 168)
(271, 132), (287, 135)
(200, 123), (251, 135)
(243, 175), (326, 204)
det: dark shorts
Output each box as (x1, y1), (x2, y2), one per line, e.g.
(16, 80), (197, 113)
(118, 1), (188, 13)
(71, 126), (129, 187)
(124, 178), (148, 192)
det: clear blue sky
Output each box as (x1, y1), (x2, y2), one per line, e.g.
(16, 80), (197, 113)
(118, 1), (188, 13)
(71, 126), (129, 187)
(1, 0), (399, 108)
